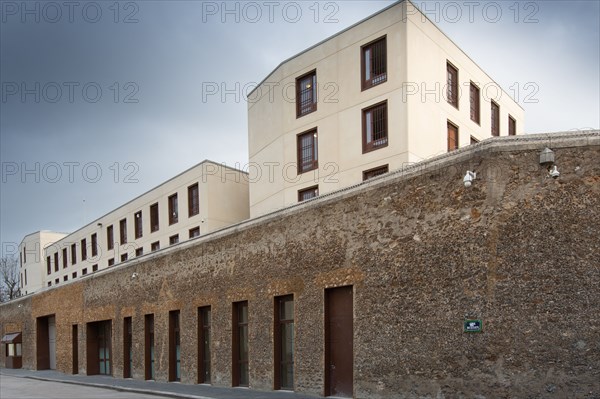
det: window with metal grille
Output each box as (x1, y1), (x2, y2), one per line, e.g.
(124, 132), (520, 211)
(363, 165), (389, 181)
(447, 62), (459, 108)
(491, 101), (500, 136)
(134, 211), (143, 239)
(447, 121), (459, 151)
(188, 183), (199, 217)
(296, 70), (317, 117)
(470, 82), (480, 124)
(120, 218), (127, 244)
(150, 203), (159, 232)
(297, 129), (318, 174)
(362, 36), (387, 90)
(508, 115), (516, 136)
(298, 186), (319, 202)
(107, 225), (114, 250)
(169, 194), (178, 225)
(362, 101), (388, 153)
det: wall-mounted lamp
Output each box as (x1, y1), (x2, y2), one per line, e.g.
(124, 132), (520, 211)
(549, 165), (560, 178)
(539, 147), (555, 165)
(131, 272), (138, 279)
(463, 171), (476, 188)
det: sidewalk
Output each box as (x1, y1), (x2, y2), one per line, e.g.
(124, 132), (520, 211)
(0, 368), (321, 399)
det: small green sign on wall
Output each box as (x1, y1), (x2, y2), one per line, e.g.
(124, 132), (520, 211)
(464, 319), (483, 333)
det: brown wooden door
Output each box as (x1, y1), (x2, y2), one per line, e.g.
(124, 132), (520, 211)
(325, 286), (353, 397)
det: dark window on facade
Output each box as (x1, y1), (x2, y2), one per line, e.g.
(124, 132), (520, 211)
(491, 101), (500, 137)
(362, 101), (388, 153)
(198, 306), (211, 384)
(46, 256), (51, 275)
(120, 219), (127, 244)
(134, 211), (143, 239)
(55, 278), (59, 285)
(23, 246), (26, 263)
(169, 310), (181, 382)
(145, 314), (155, 380)
(25, 269), (27, 285)
(275, 295), (294, 390)
(232, 301), (249, 387)
(363, 165), (389, 181)
(169, 194), (178, 225)
(188, 183), (199, 217)
(123, 317), (133, 379)
(91, 233), (98, 257)
(82, 268), (88, 276)
(53, 252), (59, 272)
(361, 36), (387, 90)
(64, 275), (68, 282)
(470, 82), (480, 123)
(509, 115), (516, 136)
(107, 225), (114, 250)
(447, 62), (459, 108)
(81, 239), (87, 261)
(121, 254), (128, 263)
(71, 243), (77, 265)
(92, 264), (98, 272)
(48, 282), (51, 287)
(448, 121), (459, 152)
(72, 271), (77, 278)
(298, 186), (319, 202)
(169, 235), (179, 245)
(189, 227), (200, 239)
(108, 258), (115, 267)
(136, 247), (143, 257)
(471, 136), (480, 145)
(296, 70), (317, 117)
(151, 241), (160, 252)
(62, 248), (67, 269)
(150, 203), (159, 232)
(297, 129), (318, 174)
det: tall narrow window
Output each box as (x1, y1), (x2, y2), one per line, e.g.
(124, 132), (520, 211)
(491, 101), (500, 136)
(188, 183), (199, 217)
(298, 186), (319, 202)
(71, 243), (77, 265)
(54, 252), (59, 272)
(123, 317), (132, 379)
(134, 211), (143, 239)
(447, 62), (459, 108)
(169, 194), (178, 225)
(107, 225), (114, 250)
(91, 233), (98, 257)
(81, 239), (87, 261)
(361, 36), (387, 90)
(120, 218), (127, 244)
(169, 310), (181, 382)
(362, 101), (388, 153)
(198, 306), (211, 384)
(46, 256), (51, 275)
(470, 82), (480, 124)
(150, 203), (159, 232)
(508, 115), (516, 136)
(297, 129), (318, 174)
(363, 165), (389, 181)
(145, 314), (155, 380)
(275, 295), (294, 390)
(232, 301), (249, 387)
(296, 70), (317, 117)
(447, 121), (459, 152)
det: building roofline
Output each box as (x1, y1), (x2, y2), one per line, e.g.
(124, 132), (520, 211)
(247, 0), (524, 110)
(39, 159), (248, 245)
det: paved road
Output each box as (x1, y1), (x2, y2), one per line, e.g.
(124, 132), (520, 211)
(0, 374), (175, 399)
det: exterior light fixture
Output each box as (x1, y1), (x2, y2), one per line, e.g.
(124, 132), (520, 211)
(539, 147), (555, 165)
(549, 165), (560, 178)
(463, 171), (476, 188)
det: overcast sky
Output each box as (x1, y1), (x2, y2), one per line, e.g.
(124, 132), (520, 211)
(1, 0), (599, 256)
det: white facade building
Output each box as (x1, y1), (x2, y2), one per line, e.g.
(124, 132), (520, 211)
(20, 160), (249, 294)
(247, 0), (524, 217)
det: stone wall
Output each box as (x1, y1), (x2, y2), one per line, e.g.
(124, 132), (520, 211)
(2, 132), (599, 399)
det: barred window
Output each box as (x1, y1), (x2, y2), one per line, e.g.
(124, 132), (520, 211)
(362, 101), (388, 153)
(362, 36), (387, 90)
(297, 129), (318, 174)
(363, 165), (389, 181)
(447, 62), (459, 108)
(296, 70), (317, 117)
(298, 186), (319, 202)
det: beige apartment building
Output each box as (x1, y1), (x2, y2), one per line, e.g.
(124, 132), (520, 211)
(19, 160), (249, 294)
(247, 0), (524, 217)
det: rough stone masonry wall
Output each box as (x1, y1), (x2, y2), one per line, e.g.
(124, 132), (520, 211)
(1, 133), (599, 399)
